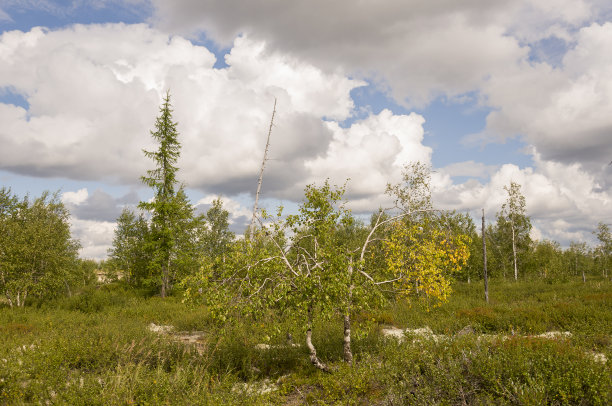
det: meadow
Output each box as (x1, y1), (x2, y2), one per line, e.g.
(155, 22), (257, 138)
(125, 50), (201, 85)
(1, 277), (610, 405)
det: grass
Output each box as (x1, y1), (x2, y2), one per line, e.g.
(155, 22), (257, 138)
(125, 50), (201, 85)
(0, 278), (610, 404)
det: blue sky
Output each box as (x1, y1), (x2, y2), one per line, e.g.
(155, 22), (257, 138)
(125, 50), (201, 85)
(1, 0), (611, 258)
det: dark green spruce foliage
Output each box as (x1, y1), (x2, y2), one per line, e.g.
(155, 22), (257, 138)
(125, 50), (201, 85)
(110, 92), (228, 296)
(138, 91), (184, 297)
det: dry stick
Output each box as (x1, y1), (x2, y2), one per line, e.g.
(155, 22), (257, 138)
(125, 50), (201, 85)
(482, 208), (489, 303)
(250, 98), (277, 235)
(511, 217), (518, 280)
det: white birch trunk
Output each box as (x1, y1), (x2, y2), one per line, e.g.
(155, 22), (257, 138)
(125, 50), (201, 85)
(343, 314), (352, 365)
(250, 98), (276, 234)
(511, 220), (518, 280)
(343, 259), (354, 365)
(306, 305), (329, 372)
(482, 209), (489, 303)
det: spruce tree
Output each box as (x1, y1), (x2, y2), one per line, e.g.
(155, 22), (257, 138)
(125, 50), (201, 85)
(139, 90), (183, 297)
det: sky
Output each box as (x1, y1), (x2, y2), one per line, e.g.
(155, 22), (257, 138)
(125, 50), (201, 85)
(0, 0), (611, 259)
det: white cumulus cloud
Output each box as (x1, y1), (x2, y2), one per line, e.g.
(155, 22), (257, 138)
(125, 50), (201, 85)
(0, 24), (362, 196)
(62, 188), (88, 205)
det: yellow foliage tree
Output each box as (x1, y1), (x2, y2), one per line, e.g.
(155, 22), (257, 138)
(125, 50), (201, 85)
(384, 218), (471, 305)
(378, 162), (471, 308)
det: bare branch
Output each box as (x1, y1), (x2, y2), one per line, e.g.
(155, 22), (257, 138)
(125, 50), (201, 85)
(359, 208), (434, 263)
(373, 276), (403, 285)
(248, 277), (273, 298)
(250, 98), (277, 234)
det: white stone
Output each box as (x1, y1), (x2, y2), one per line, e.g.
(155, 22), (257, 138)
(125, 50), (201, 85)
(381, 326), (405, 341)
(534, 331), (572, 339)
(148, 323), (174, 334)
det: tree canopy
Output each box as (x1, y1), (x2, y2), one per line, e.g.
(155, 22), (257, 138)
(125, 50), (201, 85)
(0, 188), (80, 307)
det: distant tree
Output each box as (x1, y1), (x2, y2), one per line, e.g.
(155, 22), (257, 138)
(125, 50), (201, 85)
(199, 197), (235, 262)
(593, 222), (611, 278)
(485, 222), (514, 279)
(527, 240), (564, 279)
(0, 189), (80, 307)
(71, 259), (99, 291)
(108, 208), (151, 286)
(569, 241), (588, 283)
(499, 182), (531, 280)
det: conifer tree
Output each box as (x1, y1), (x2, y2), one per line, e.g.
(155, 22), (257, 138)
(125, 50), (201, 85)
(138, 91), (183, 297)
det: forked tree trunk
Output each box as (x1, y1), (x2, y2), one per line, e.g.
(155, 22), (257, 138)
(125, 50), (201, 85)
(306, 305), (329, 372)
(6, 290), (28, 307)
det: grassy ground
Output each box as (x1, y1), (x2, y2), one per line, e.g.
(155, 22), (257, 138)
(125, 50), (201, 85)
(0, 278), (610, 405)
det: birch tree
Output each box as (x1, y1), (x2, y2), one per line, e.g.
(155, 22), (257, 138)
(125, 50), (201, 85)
(569, 241), (588, 282)
(108, 208), (151, 285)
(0, 189), (80, 307)
(500, 181), (531, 280)
(594, 222), (611, 278)
(184, 166), (470, 370)
(199, 198), (234, 262)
